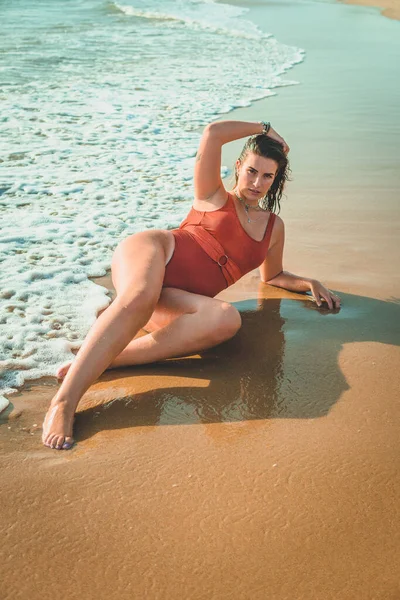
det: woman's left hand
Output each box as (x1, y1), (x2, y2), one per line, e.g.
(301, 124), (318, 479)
(309, 280), (341, 309)
(267, 126), (290, 154)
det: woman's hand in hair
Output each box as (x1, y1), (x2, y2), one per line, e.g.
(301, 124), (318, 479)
(309, 280), (341, 310)
(266, 127), (290, 154)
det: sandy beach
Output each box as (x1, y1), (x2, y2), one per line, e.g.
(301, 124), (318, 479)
(1, 0), (399, 599)
(342, 0), (400, 20)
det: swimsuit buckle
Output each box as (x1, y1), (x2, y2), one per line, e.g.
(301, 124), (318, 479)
(217, 254), (228, 266)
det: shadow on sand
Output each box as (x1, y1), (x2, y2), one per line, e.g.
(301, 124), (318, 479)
(71, 288), (400, 443)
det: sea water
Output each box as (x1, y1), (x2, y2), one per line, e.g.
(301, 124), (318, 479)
(0, 0), (304, 408)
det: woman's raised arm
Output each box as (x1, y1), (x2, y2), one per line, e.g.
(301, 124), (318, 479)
(194, 120), (287, 206)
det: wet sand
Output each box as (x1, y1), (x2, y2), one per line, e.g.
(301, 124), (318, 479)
(341, 0), (400, 20)
(1, 0), (400, 599)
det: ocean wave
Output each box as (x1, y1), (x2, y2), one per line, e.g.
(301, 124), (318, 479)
(110, 0), (271, 40)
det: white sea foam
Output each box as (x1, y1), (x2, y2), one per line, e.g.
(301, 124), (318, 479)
(113, 0), (266, 39)
(0, 0), (304, 408)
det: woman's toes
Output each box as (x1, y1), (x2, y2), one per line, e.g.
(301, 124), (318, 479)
(42, 401), (75, 449)
(45, 433), (57, 448)
(62, 437), (74, 450)
(55, 436), (65, 450)
(47, 434), (57, 448)
(52, 435), (64, 449)
(56, 362), (72, 379)
(50, 436), (58, 449)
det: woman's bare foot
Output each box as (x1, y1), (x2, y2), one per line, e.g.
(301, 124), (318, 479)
(42, 398), (75, 450)
(56, 361), (73, 380)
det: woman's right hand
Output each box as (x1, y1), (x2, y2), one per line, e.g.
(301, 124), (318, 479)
(309, 279), (341, 309)
(266, 127), (290, 154)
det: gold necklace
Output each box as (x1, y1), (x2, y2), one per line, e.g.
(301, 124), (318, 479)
(234, 191), (266, 223)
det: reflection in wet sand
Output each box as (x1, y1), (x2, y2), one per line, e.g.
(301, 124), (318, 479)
(67, 287), (399, 444)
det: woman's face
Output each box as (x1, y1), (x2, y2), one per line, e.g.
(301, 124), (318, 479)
(236, 153), (278, 203)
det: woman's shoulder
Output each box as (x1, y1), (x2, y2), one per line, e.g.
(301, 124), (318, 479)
(272, 213), (284, 228)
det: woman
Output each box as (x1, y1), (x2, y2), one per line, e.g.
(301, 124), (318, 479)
(42, 120), (340, 450)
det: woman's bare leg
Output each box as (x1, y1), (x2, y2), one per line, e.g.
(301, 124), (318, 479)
(108, 292), (242, 366)
(57, 288), (242, 376)
(42, 230), (173, 450)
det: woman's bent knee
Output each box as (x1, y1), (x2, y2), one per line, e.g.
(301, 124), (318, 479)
(203, 302), (242, 344)
(117, 285), (161, 315)
(219, 303), (242, 337)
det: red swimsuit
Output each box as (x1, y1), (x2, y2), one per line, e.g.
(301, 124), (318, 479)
(163, 192), (276, 298)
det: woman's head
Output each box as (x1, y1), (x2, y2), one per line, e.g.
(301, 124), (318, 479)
(234, 135), (290, 213)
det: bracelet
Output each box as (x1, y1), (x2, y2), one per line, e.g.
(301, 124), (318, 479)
(260, 121), (271, 135)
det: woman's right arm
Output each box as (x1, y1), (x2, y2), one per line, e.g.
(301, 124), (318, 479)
(194, 120), (284, 208)
(260, 218), (340, 309)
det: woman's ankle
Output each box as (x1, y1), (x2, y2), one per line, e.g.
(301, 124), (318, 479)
(49, 393), (78, 413)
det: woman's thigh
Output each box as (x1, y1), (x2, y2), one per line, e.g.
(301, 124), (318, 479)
(111, 229), (174, 300)
(144, 287), (241, 333)
(110, 231), (240, 333)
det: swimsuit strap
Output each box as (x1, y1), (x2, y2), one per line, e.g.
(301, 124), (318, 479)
(182, 224), (242, 287)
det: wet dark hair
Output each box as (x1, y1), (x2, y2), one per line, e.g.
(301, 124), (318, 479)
(234, 135), (290, 214)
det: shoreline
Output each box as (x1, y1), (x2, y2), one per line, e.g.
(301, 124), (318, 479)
(223, 0), (400, 20)
(340, 0), (400, 20)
